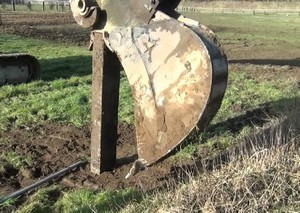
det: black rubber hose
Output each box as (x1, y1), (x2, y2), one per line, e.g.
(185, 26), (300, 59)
(0, 160), (86, 204)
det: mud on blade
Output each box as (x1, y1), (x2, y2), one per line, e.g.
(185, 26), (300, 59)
(105, 12), (228, 166)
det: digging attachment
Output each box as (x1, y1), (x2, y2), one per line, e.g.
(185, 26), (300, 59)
(0, 53), (40, 86)
(105, 13), (228, 165)
(71, 0), (228, 168)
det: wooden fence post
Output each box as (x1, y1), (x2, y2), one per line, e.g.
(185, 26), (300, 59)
(12, 0), (15, 11)
(90, 32), (121, 174)
(42, 1), (44, 11)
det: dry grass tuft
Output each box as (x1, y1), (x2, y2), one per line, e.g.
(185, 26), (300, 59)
(122, 115), (300, 212)
(153, 142), (300, 212)
(170, 144), (299, 212)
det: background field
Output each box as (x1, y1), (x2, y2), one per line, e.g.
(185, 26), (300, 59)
(0, 8), (299, 213)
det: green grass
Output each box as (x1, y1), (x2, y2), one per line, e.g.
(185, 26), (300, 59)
(183, 13), (300, 57)
(0, 74), (134, 130)
(0, 136), (11, 145)
(171, 69), (299, 159)
(0, 4), (70, 12)
(184, 13), (300, 41)
(0, 33), (134, 129)
(0, 197), (17, 209)
(18, 187), (142, 213)
(0, 151), (32, 169)
(214, 71), (298, 123)
(0, 77), (91, 129)
(17, 185), (62, 213)
(0, 33), (92, 81)
(0, 14), (299, 130)
(180, 1), (300, 10)
(0, 25), (298, 130)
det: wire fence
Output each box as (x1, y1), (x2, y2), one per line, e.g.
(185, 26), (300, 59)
(1, 2), (300, 15)
(177, 6), (300, 15)
(0, 1), (70, 12)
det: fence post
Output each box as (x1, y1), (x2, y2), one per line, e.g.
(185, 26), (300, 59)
(90, 32), (121, 174)
(27, 1), (32, 11)
(56, 1), (58, 11)
(12, 0), (15, 11)
(42, 1), (44, 11)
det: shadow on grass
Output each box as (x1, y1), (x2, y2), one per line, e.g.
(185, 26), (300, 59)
(157, 96), (299, 186)
(229, 58), (300, 67)
(39, 55), (92, 81)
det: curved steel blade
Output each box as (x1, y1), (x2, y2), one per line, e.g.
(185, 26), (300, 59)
(104, 11), (228, 166)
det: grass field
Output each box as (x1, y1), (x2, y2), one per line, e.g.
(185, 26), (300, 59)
(0, 12), (299, 212)
(0, 3), (70, 12)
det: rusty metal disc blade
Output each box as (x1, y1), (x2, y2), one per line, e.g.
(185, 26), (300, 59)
(105, 13), (228, 165)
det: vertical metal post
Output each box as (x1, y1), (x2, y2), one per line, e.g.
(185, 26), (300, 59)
(90, 32), (121, 174)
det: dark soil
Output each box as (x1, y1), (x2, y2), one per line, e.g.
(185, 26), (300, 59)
(0, 12), (90, 47)
(0, 122), (176, 195)
(0, 104), (274, 200)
